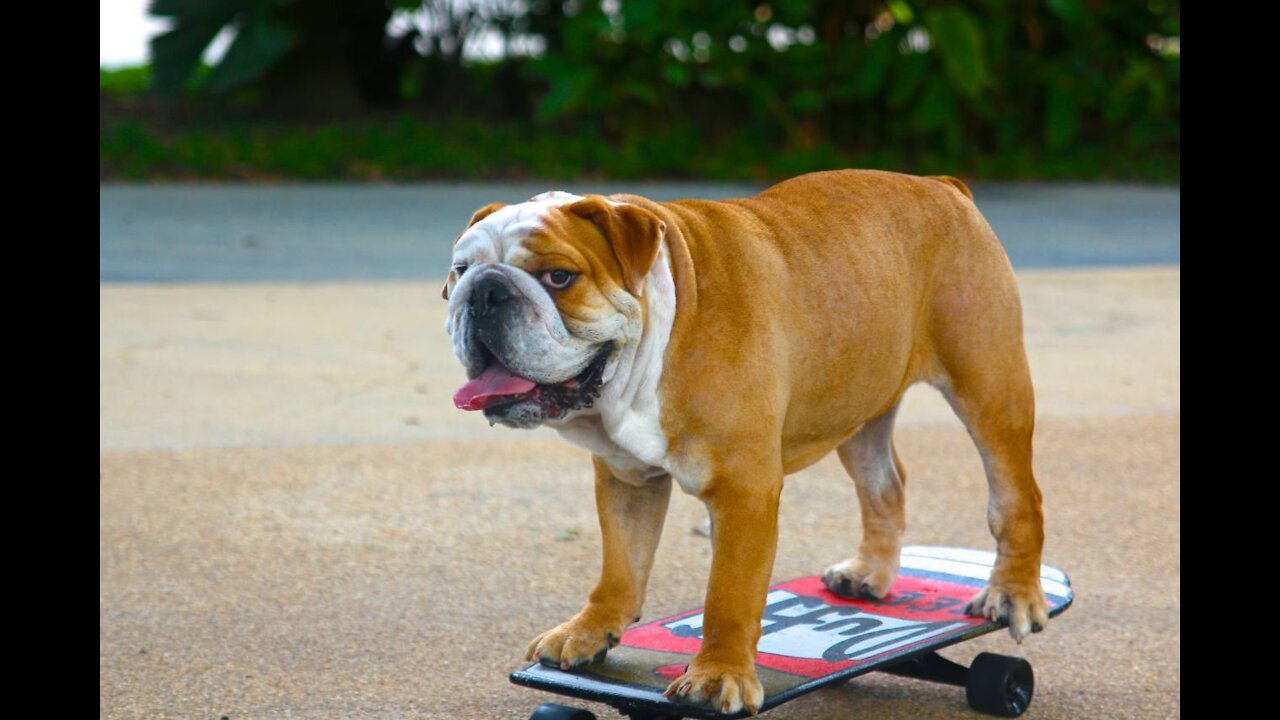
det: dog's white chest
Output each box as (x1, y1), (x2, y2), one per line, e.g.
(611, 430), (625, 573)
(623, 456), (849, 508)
(554, 415), (669, 486)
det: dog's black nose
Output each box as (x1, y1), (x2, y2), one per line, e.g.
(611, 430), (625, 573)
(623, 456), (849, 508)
(472, 276), (511, 313)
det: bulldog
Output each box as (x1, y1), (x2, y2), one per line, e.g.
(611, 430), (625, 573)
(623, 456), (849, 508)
(443, 170), (1047, 715)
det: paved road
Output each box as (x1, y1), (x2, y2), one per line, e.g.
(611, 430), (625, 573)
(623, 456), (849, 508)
(99, 183), (1180, 720)
(100, 182), (1180, 282)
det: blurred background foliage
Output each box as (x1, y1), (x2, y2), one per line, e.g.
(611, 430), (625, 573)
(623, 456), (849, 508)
(100, 0), (1180, 181)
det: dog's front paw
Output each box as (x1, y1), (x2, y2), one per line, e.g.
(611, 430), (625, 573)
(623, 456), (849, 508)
(966, 579), (1050, 642)
(663, 658), (764, 715)
(525, 614), (624, 671)
(821, 555), (897, 599)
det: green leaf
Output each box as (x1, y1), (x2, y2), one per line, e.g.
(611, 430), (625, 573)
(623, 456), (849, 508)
(853, 38), (891, 99)
(789, 89), (823, 114)
(1045, 79), (1079, 150)
(149, 0), (243, 19)
(1104, 63), (1154, 125)
(662, 63), (690, 87)
(624, 1), (661, 35)
(150, 19), (230, 95)
(912, 76), (955, 132)
(620, 80), (660, 105)
(536, 67), (597, 121)
(1045, 0), (1087, 25)
(205, 15), (295, 93)
(923, 7), (989, 99)
(886, 0), (915, 25)
(100, 65), (153, 97)
(887, 53), (928, 108)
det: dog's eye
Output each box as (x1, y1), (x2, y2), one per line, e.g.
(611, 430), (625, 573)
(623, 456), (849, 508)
(541, 270), (576, 289)
(452, 263), (468, 277)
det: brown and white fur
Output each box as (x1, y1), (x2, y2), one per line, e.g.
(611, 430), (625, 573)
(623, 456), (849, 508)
(442, 170), (1048, 715)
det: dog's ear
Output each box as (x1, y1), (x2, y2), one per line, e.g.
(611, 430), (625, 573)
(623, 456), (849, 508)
(444, 203), (509, 300)
(466, 202), (507, 229)
(564, 197), (665, 297)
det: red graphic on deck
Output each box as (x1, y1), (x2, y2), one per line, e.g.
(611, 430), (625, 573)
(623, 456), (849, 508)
(654, 663), (686, 681)
(623, 576), (987, 679)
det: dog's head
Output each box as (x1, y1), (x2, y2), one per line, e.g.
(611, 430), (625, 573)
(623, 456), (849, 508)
(444, 192), (666, 429)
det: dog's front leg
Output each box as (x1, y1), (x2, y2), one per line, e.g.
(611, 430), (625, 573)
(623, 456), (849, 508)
(527, 456), (671, 669)
(665, 468), (781, 715)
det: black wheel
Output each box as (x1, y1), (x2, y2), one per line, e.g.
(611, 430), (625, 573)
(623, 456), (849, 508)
(966, 652), (1034, 717)
(528, 702), (597, 720)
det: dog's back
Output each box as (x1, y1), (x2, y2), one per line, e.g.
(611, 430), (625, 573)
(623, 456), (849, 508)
(618, 170), (1022, 472)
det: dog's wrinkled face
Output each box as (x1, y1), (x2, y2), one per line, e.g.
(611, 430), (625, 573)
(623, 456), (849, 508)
(444, 192), (663, 429)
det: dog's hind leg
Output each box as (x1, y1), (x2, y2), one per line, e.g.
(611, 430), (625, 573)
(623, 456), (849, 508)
(822, 403), (906, 599)
(929, 254), (1049, 642)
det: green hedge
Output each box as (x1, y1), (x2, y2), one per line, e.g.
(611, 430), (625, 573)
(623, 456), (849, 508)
(100, 113), (1177, 182)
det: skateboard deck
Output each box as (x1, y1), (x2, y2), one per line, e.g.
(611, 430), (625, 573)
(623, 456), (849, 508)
(511, 546), (1073, 718)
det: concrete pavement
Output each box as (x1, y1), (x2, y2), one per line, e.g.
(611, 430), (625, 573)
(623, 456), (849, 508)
(100, 184), (1179, 719)
(99, 268), (1178, 452)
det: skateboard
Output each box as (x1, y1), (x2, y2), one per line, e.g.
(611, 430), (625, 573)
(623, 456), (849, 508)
(511, 546), (1073, 719)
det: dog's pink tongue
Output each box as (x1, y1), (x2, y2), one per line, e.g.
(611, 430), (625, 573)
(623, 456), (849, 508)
(453, 363), (537, 411)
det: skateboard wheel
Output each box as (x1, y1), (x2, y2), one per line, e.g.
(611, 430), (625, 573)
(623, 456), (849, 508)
(965, 653), (1034, 717)
(528, 702), (597, 720)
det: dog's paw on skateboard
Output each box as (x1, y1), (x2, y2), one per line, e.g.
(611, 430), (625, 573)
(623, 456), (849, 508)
(525, 616), (623, 671)
(966, 582), (1050, 642)
(663, 658), (764, 715)
(821, 556), (897, 599)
